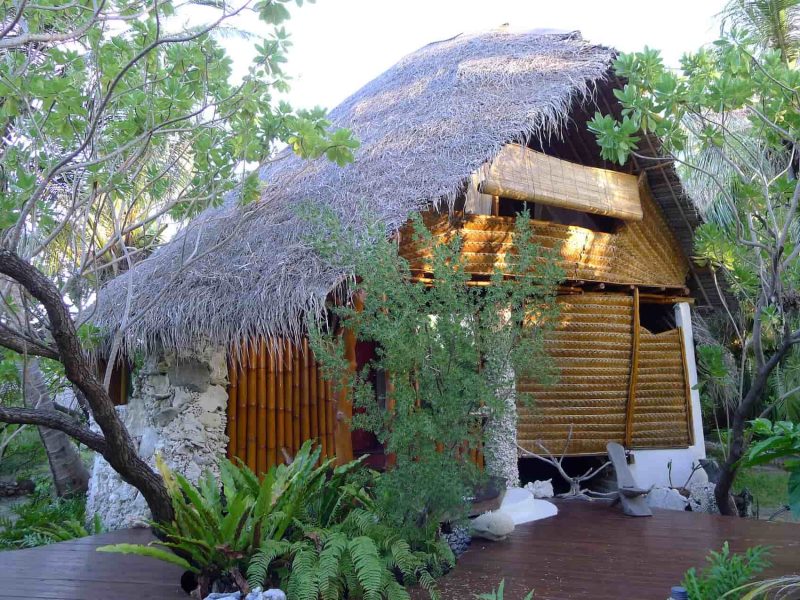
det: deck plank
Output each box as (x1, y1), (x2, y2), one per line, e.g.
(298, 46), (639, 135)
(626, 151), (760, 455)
(1, 501), (798, 599)
(428, 500), (800, 599)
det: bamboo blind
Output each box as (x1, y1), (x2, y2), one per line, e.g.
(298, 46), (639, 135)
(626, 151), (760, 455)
(400, 183), (688, 289)
(629, 328), (692, 448)
(479, 144), (644, 221)
(226, 338), (337, 471)
(516, 292), (692, 456)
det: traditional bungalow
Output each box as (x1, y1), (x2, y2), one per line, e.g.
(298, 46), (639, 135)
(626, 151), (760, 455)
(88, 29), (713, 528)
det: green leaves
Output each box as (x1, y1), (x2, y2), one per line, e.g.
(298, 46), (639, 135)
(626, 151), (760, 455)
(97, 543), (195, 571)
(586, 113), (641, 165)
(682, 542), (771, 600)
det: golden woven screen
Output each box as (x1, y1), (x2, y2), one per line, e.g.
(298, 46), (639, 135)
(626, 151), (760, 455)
(479, 144), (643, 221)
(516, 293), (693, 456)
(400, 188), (688, 289)
(517, 293), (634, 455)
(630, 328), (692, 448)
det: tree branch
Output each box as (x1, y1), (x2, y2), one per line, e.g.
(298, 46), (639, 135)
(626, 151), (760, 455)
(0, 406), (106, 453)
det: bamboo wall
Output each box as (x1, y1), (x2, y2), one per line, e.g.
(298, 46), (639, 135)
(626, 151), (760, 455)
(226, 338), (337, 471)
(516, 292), (692, 455)
(399, 184), (688, 289)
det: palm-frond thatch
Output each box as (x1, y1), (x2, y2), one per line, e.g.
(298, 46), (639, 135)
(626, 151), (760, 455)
(93, 29), (712, 357)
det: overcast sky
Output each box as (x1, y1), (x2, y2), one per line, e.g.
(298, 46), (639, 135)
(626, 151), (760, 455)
(221, 0), (727, 112)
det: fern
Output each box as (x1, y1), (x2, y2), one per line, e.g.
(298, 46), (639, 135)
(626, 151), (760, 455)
(682, 543), (771, 600)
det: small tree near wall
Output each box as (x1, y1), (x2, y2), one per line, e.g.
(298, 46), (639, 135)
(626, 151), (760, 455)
(306, 206), (563, 532)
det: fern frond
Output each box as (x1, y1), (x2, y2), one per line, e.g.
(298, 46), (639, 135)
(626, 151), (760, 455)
(96, 543), (195, 572)
(348, 536), (383, 600)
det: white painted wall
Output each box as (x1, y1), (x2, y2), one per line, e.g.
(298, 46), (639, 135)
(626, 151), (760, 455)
(628, 302), (707, 489)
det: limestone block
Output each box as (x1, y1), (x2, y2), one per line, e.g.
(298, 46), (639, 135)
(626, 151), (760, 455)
(138, 427), (159, 459)
(198, 385), (228, 413)
(470, 510), (515, 541)
(688, 482), (719, 514)
(169, 357), (211, 392)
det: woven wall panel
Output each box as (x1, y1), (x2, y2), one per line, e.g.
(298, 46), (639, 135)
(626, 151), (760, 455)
(517, 293), (634, 455)
(399, 181), (689, 288)
(630, 328), (692, 448)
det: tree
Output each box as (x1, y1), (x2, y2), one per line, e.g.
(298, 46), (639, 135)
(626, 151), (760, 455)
(588, 34), (800, 514)
(0, 0), (357, 523)
(305, 206), (563, 530)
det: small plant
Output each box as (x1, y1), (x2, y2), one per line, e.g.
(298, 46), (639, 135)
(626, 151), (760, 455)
(0, 492), (98, 549)
(99, 441), (451, 599)
(741, 419), (800, 517)
(682, 542), (771, 600)
(476, 579), (534, 600)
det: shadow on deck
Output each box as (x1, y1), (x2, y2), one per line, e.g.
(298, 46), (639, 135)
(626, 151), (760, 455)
(0, 500), (798, 599)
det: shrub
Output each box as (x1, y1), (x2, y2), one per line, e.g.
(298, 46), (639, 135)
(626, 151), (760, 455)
(99, 441), (451, 599)
(682, 542), (771, 600)
(304, 206), (562, 531)
(0, 492), (99, 549)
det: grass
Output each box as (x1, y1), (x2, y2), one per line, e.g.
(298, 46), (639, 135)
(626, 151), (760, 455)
(733, 467), (789, 510)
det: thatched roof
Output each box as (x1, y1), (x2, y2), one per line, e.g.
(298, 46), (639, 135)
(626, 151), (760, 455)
(94, 29), (716, 356)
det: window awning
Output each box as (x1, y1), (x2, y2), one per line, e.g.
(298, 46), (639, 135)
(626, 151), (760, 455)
(478, 144), (643, 221)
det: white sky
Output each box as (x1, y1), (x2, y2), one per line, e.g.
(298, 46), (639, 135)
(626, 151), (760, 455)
(224, 0), (728, 112)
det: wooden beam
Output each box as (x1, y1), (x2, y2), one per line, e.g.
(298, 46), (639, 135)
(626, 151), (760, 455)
(334, 293), (361, 465)
(246, 342), (257, 472)
(256, 338), (267, 475)
(226, 355), (237, 460)
(678, 326), (695, 447)
(624, 288), (640, 447)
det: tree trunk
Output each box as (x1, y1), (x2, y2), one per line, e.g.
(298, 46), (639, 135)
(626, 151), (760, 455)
(21, 359), (89, 497)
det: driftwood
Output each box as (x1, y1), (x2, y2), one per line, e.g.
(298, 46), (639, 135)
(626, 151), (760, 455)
(517, 427), (611, 499)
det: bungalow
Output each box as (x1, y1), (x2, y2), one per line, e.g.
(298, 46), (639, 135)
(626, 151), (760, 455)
(89, 28), (713, 528)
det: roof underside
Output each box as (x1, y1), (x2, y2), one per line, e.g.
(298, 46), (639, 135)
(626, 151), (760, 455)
(93, 29), (719, 357)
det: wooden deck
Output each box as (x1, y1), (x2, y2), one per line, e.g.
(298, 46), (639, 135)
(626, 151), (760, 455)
(0, 501), (798, 599)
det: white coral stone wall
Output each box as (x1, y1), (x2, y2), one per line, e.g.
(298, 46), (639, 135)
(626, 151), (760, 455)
(86, 345), (229, 530)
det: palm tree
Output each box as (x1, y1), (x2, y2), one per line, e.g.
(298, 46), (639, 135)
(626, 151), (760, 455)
(722, 0), (800, 63)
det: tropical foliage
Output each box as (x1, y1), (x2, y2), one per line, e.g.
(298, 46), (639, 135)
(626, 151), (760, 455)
(0, 0), (358, 522)
(475, 580), (534, 600)
(305, 207), (563, 531)
(0, 492), (100, 549)
(682, 542), (771, 600)
(99, 441), (452, 599)
(587, 23), (800, 513)
(740, 418), (800, 515)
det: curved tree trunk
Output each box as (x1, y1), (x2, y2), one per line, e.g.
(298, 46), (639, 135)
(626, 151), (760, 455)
(22, 359), (89, 496)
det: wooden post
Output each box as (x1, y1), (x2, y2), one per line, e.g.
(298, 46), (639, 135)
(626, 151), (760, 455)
(236, 345), (248, 462)
(318, 366), (328, 457)
(247, 342), (258, 471)
(385, 371), (396, 468)
(283, 339), (294, 455)
(624, 288), (640, 447)
(267, 341), (277, 469)
(227, 356), (238, 459)
(257, 338), (268, 475)
(325, 379), (334, 459)
(334, 294), (361, 465)
(678, 326), (695, 446)
(301, 338), (311, 444)
(276, 338), (285, 464)
(293, 342), (301, 451)
(310, 354), (319, 442)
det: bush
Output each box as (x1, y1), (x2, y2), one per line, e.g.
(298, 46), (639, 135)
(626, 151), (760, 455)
(99, 441), (452, 599)
(0, 491), (100, 549)
(304, 206), (562, 531)
(682, 542), (771, 600)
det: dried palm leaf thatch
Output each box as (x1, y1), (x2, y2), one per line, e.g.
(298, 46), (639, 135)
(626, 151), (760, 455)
(93, 29), (618, 357)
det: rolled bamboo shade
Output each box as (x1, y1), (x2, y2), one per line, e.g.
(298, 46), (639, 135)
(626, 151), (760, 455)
(479, 144), (643, 221)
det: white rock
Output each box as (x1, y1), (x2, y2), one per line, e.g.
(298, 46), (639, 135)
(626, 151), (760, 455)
(199, 385), (228, 413)
(471, 510), (515, 541)
(138, 427), (159, 459)
(524, 479), (554, 499)
(646, 487), (688, 511)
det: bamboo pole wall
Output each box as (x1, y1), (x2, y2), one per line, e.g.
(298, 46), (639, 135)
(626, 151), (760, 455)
(226, 337), (338, 472)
